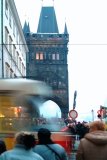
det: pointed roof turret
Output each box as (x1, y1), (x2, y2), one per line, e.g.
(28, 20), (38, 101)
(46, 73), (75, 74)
(64, 22), (68, 34)
(37, 6), (59, 33)
(23, 21), (27, 33)
(23, 21), (30, 34)
(27, 22), (30, 33)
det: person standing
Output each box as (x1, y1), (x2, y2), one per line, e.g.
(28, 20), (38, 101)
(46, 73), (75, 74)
(0, 131), (44, 160)
(76, 120), (107, 160)
(33, 128), (68, 160)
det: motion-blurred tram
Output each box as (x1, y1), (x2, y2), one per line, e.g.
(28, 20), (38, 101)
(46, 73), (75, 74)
(0, 79), (72, 154)
(0, 79), (52, 148)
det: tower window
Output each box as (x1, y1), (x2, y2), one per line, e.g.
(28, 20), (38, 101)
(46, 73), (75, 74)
(36, 52), (43, 60)
(56, 54), (59, 60)
(36, 53), (39, 60)
(40, 53), (43, 60)
(52, 54), (55, 60)
(52, 53), (60, 60)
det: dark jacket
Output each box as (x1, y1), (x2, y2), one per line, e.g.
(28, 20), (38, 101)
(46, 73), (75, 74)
(76, 130), (107, 160)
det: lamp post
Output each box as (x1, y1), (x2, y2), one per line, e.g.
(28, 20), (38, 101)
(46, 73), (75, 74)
(73, 90), (77, 109)
(91, 109), (94, 122)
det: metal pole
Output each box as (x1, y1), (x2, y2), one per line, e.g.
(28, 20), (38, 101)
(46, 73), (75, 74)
(91, 109), (94, 122)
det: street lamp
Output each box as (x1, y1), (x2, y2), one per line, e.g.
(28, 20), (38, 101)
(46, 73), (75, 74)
(91, 109), (94, 122)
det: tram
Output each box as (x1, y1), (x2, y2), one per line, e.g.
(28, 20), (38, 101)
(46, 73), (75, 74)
(0, 78), (53, 148)
(0, 78), (72, 154)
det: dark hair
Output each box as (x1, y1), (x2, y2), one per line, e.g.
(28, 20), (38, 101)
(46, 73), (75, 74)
(38, 128), (54, 144)
(15, 132), (36, 150)
(0, 140), (6, 154)
(76, 122), (89, 139)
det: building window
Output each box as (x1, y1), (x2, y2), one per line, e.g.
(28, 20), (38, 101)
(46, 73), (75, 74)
(9, 36), (12, 55)
(36, 52), (43, 60)
(10, 69), (13, 78)
(52, 54), (55, 60)
(36, 53), (39, 60)
(19, 57), (22, 71)
(56, 53), (59, 60)
(22, 63), (25, 75)
(52, 53), (60, 60)
(16, 52), (19, 66)
(23, 66), (26, 76)
(40, 53), (43, 60)
(5, 27), (9, 49)
(13, 20), (16, 36)
(19, 37), (21, 50)
(16, 29), (18, 44)
(5, 63), (10, 78)
(13, 44), (16, 60)
(5, 0), (8, 18)
(22, 48), (26, 61)
(9, 9), (12, 28)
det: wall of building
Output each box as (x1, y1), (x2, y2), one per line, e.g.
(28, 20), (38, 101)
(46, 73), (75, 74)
(0, 0), (28, 78)
(0, 0), (3, 77)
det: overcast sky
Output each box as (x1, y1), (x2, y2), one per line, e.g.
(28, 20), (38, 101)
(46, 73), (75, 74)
(14, 0), (107, 121)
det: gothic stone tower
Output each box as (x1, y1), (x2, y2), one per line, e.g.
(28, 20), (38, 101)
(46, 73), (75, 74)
(23, 6), (69, 118)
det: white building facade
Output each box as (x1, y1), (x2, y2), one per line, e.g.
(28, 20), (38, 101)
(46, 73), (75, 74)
(0, 0), (28, 78)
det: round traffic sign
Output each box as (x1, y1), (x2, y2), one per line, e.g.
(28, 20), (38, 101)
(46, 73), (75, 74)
(69, 109), (78, 119)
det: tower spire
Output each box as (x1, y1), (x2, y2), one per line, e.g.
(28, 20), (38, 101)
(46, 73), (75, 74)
(64, 22), (68, 34)
(37, 6), (59, 33)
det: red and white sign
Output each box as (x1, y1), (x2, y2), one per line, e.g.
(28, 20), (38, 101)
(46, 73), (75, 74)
(69, 109), (78, 119)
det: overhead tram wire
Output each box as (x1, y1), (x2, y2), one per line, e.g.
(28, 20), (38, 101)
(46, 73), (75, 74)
(1, 43), (107, 46)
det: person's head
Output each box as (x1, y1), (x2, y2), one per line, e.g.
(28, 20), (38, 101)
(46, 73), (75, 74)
(89, 120), (106, 132)
(15, 131), (36, 150)
(76, 122), (89, 139)
(37, 128), (54, 144)
(0, 140), (6, 154)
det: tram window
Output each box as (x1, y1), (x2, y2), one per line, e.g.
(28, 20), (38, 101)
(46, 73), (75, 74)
(0, 94), (40, 132)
